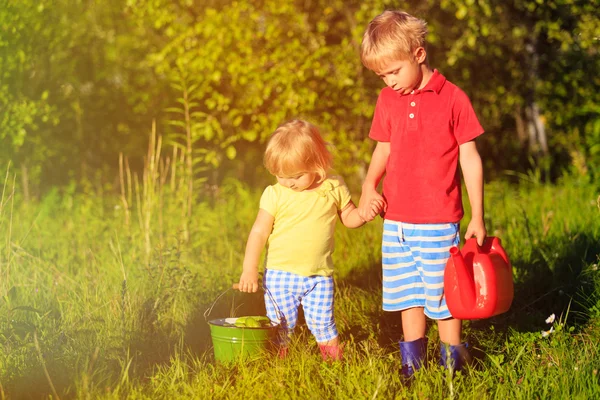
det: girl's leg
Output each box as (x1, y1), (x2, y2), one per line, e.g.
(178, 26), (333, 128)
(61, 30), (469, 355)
(263, 269), (303, 354)
(317, 336), (340, 360)
(302, 276), (342, 361)
(319, 336), (339, 346)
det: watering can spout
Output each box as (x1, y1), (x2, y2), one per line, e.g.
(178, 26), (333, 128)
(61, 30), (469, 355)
(449, 246), (476, 310)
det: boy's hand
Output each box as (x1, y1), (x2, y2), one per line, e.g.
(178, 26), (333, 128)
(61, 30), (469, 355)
(465, 217), (487, 246)
(358, 188), (386, 222)
(368, 198), (386, 220)
(238, 271), (259, 293)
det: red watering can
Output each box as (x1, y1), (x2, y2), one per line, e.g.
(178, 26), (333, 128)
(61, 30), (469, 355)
(444, 237), (514, 319)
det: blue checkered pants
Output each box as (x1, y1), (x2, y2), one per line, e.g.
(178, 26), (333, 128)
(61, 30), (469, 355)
(263, 269), (338, 344)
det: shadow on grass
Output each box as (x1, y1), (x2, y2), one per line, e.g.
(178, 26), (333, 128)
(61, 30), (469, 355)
(2, 288), (276, 399)
(470, 231), (600, 335)
(185, 288), (269, 357)
(119, 228), (599, 387)
(337, 231), (600, 360)
(124, 286), (273, 374)
(13, 231), (593, 399)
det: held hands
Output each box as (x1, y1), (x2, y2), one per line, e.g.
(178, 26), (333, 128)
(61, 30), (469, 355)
(358, 188), (386, 222)
(237, 270), (259, 293)
(465, 217), (487, 246)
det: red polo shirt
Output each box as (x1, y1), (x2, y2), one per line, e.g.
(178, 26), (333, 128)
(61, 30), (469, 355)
(369, 70), (484, 223)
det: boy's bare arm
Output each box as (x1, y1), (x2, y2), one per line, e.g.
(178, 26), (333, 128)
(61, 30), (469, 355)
(459, 140), (487, 245)
(359, 141), (390, 221)
(238, 209), (274, 293)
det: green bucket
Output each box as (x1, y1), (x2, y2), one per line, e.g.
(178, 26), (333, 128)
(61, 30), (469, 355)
(205, 286), (283, 363)
(208, 317), (279, 363)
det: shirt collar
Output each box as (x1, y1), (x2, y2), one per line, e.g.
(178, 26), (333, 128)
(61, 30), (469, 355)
(415, 69), (446, 94)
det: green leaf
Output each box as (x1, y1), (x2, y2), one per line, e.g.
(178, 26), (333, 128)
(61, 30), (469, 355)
(225, 146), (236, 160)
(11, 306), (42, 314)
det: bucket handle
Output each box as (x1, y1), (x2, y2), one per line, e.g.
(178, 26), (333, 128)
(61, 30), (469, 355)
(203, 284), (284, 323)
(233, 283), (284, 323)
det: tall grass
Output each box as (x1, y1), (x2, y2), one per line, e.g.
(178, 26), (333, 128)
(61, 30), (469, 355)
(0, 144), (598, 398)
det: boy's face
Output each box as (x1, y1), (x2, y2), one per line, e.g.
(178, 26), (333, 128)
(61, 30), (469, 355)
(376, 47), (427, 95)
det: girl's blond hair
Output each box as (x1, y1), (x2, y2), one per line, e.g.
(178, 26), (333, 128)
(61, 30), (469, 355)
(263, 119), (332, 182)
(360, 10), (428, 72)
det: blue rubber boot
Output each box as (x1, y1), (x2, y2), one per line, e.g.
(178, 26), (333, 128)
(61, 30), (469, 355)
(399, 337), (428, 378)
(439, 342), (472, 374)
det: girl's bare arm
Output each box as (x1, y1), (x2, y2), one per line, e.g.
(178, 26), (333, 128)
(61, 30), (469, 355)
(238, 209), (274, 292)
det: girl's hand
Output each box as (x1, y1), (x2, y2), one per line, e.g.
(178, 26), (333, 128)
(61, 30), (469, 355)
(465, 217), (487, 246)
(238, 271), (259, 293)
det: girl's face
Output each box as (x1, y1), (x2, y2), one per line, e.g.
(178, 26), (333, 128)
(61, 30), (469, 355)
(276, 172), (318, 192)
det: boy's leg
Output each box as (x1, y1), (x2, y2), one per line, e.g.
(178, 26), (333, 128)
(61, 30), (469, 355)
(399, 308), (427, 377)
(437, 317), (462, 345)
(438, 317), (471, 373)
(381, 221), (426, 314)
(403, 221), (471, 373)
(415, 222), (460, 321)
(381, 220), (429, 376)
(399, 336), (428, 377)
(392, 222), (461, 376)
(439, 342), (472, 373)
(301, 275), (342, 361)
(401, 307), (426, 341)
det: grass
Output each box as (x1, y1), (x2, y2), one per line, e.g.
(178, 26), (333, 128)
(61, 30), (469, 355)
(0, 167), (599, 398)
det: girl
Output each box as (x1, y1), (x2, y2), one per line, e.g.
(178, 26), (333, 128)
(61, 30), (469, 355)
(237, 119), (382, 361)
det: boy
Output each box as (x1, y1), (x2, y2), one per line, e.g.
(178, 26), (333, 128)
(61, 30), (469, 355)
(357, 10), (487, 377)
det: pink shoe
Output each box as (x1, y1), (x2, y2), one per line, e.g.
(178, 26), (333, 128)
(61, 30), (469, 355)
(319, 344), (343, 361)
(278, 346), (289, 359)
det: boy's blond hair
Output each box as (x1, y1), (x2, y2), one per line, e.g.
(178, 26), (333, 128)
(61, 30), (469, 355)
(264, 119), (332, 182)
(360, 10), (428, 72)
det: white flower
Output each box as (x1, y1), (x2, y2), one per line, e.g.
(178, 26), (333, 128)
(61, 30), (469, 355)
(545, 313), (556, 324)
(541, 327), (554, 338)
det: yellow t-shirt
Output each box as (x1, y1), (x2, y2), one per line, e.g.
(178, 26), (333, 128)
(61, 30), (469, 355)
(260, 176), (352, 277)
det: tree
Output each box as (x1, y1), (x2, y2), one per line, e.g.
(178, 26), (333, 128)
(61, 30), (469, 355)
(437, 0), (600, 179)
(2, 0), (598, 196)
(0, 0), (163, 196)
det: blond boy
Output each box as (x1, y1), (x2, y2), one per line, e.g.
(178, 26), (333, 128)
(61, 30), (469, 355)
(358, 10), (486, 377)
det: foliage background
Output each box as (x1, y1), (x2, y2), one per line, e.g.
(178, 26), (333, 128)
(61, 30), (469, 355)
(2, 0), (599, 198)
(1, 1), (600, 398)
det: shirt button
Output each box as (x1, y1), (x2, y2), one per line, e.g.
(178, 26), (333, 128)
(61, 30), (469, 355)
(409, 113), (415, 118)
(410, 102), (416, 107)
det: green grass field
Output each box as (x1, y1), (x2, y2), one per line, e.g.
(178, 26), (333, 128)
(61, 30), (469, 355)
(0, 174), (599, 399)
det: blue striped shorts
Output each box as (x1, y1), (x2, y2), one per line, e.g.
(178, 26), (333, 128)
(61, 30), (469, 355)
(263, 269), (338, 343)
(381, 220), (460, 319)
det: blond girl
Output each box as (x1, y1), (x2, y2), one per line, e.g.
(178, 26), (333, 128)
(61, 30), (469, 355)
(237, 119), (382, 360)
